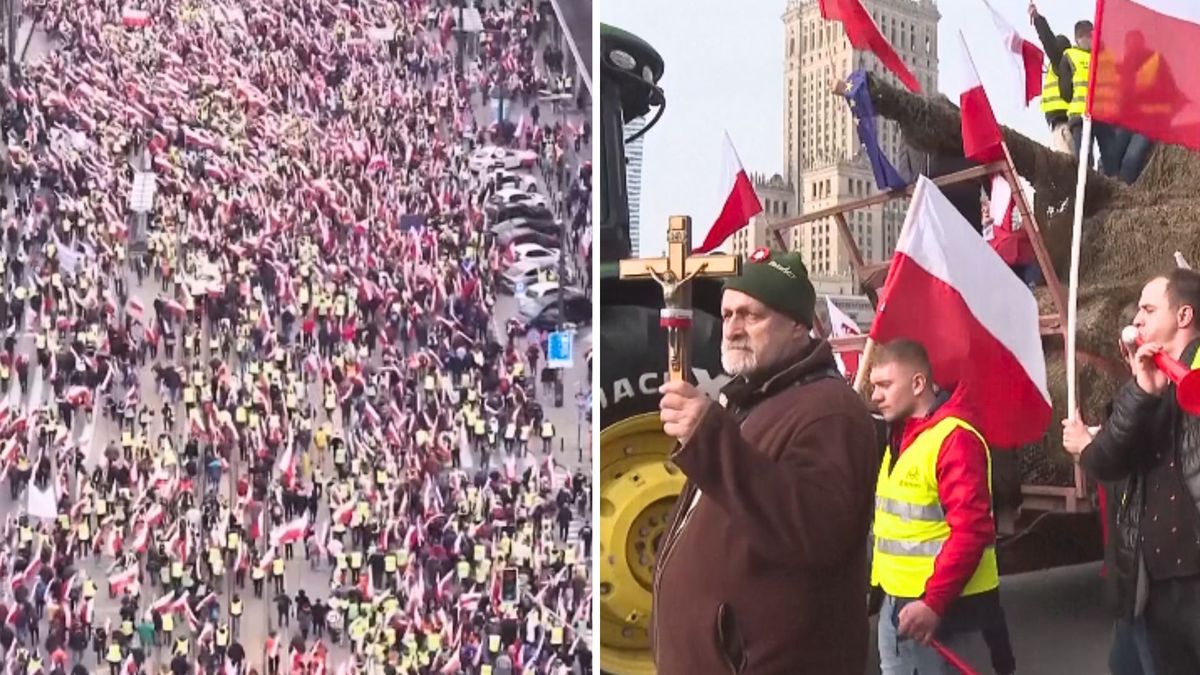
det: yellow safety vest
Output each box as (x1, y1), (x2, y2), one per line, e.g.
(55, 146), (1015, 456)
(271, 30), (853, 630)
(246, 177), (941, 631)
(231, 599), (242, 616)
(349, 552), (362, 569)
(216, 628), (229, 647)
(541, 422), (553, 439)
(162, 614), (174, 632)
(121, 620), (133, 635)
(174, 638), (189, 655)
(1065, 47), (1091, 117)
(107, 644), (123, 663)
(1040, 63), (1068, 115)
(871, 416), (998, 599)
(272, 558), (284, 576)
(384, 554), (397, 573)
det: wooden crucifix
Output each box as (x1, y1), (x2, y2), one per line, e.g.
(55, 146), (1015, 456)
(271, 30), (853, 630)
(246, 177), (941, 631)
(618, 216), (741, 383)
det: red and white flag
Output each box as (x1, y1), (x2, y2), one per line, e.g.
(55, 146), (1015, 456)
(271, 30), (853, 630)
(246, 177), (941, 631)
(818, 0), (921, 92)
(122, 8), (150, 28)
(869, 177), (1050, 448)
(108, 567), (138, 595)
(276, 444), (296, 486)
(332, 500), (356, 526)
(126, 298), (145, 324)
(955, 32), (1006, 165)
(270, 514), (309, 546)
(1088, 0), (1200, 151)
(981, 0), (1044, 105)
(693, 132), (763, 254)
(825, 297), (863, 381)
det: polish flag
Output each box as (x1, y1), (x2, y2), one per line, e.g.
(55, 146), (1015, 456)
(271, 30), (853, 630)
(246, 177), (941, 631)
(825, 297), (863, 381)
(144, 504), (165, 527)
(108, 567), (138, 595)
(955, 32), (1005, 164)
(984, 175), (1034, 267)
(270, 514), (309, 546)
(130, 523), (149, 553)
(276, 444), (296, 486)
(818, 0), (921, 92)
(869, 177), (1050, 448)
(981, 0), (1044, 105)
(126, 298), (145, 323)
(122, 8), (150, 28)
(1088, 0), (1200, 151)
(693, 132), (763, 254)
(332, 500), (356, 526)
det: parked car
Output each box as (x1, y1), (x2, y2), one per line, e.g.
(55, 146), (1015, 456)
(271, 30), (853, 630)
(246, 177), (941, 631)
(521, 294), (592, 331)
(494, 203), (554, 222)
(499, 260), (548, 294)
(506, 243), (561, 269)
(490, 169), (538, 193)
(487, 188), (546, 210)
(468, 146), (537, 173)
(517, 282), (587, 317)
(496, 226), (560, 249)
(489, 217), (560, 238)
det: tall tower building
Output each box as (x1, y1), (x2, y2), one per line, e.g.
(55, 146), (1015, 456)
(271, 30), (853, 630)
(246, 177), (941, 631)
(782, 0), (939, 279)
(624, 116), (648, 257)
(729, 173), (796, 260)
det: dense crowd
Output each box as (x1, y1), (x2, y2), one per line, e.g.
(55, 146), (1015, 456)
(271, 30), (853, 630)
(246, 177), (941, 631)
(0, 0), (593, 673)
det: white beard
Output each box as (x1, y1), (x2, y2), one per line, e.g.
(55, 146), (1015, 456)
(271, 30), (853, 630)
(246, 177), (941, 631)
(721, 344), (757, 377)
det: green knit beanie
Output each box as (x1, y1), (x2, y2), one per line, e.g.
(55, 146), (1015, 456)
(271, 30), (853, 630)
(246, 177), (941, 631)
(724, 248), (816, 326)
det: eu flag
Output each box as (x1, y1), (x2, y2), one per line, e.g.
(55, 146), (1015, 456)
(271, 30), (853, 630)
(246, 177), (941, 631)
(844, 70), (906, 191)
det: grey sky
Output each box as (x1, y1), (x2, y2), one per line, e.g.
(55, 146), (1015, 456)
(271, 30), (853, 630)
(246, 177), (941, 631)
(601, 0), (1094, 256)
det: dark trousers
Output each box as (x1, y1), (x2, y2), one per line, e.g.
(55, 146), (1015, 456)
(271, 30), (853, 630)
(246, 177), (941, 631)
(1145, 576), (1200, 675)
(1110, 616), (1157, 675)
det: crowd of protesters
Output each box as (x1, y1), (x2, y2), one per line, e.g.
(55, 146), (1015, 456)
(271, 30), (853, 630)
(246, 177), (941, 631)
(0, 0), (593, 673)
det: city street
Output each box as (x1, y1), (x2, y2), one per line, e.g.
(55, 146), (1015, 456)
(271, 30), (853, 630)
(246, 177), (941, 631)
(0, 0), (595, 671)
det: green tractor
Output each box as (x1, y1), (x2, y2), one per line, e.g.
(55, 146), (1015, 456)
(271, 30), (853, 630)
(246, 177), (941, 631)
(598, 24), (729, 674)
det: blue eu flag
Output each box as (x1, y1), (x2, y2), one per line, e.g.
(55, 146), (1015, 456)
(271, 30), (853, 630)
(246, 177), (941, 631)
(844, 70), (906, 191)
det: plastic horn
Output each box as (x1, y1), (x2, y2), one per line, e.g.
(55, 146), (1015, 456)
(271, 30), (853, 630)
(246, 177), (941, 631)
(1121, 325), (1200, 414)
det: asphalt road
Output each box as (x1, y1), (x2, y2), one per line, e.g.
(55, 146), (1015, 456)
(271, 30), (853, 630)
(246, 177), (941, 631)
(865, 562), (1112, 675)
(549, 0), (592, 91)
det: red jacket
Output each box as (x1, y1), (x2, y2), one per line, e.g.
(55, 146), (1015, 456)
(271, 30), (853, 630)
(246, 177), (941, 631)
(891, 404), (995, 616)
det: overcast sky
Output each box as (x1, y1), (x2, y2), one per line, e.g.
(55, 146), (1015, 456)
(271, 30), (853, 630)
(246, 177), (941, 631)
(600, 0), (1095, 256)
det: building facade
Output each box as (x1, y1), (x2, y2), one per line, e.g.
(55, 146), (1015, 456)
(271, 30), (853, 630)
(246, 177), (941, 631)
(729, 172), (797, 260)
(624, 116), (647, 257)
(782, 0), (939, 280)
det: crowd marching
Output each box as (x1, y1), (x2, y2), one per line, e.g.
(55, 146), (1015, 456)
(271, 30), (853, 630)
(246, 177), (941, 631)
(0, 0), (594, 674)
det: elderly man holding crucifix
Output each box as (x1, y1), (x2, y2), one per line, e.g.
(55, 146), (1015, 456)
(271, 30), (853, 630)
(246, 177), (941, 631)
(648, 245), (880, 674)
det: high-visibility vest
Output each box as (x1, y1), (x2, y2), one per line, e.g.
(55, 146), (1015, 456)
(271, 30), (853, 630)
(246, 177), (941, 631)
(541, 422), (553, 439)
(161, 614), (174, 632)
(227, 532), (240, 550)
(1040, 63), (1069, 115)
(174, 637), (189, 656)
(272, 558), (284, 576)
(107, 644), (123, 663)
(121, 620), (133, 636)
(230, 599), (242, 616)
(1065, 47), (1091, 117)
(77, 523), (90, 541)
(252, 566), (265, 581)
(216, 627), (229, 647)
(83, 580), (96, 598)
(384, 554), (397, 573)
(871, 416), (998, 599)
(349, 552), (362, 569)
(171, 562), (183, 578)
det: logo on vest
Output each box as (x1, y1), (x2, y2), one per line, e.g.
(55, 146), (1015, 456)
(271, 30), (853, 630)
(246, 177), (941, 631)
(899, 466), (922, 489)
(767, 260), (796, 279)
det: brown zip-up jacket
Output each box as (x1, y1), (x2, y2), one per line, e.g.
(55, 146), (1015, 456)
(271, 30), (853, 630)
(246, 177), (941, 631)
(652, 339), (879, 674)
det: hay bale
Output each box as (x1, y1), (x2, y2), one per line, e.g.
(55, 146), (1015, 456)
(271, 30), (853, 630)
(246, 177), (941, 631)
(863, 74), (1200, 485)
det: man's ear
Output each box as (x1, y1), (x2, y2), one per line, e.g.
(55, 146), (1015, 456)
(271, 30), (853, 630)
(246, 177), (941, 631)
(910, 371), (927, 397)
(1180, 304), (1195, 331)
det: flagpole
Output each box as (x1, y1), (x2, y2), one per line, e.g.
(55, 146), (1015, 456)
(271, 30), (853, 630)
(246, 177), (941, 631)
(1066, 115), (1093, 498)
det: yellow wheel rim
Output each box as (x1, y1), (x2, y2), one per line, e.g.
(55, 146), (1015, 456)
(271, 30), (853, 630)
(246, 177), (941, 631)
(600, 412), (683, 675)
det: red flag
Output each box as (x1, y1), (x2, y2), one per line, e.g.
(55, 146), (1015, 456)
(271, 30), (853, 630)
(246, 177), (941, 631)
(818, 0), (921, 92)
(981, 0), (1044, 105)
(869, 177), (1050, 448)
(693, 133), (763, 254)
(824, 297), (862, 381)
(1088, 0), (1200, 151)
(108, 567), (138, 595)
(955, 33), (1005, 164)
(270, 514), (309, 546)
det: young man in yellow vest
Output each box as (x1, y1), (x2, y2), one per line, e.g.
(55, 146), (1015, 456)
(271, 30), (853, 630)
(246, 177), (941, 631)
(868, 339), (1014, 675)
(1028, 2), (1073, 153)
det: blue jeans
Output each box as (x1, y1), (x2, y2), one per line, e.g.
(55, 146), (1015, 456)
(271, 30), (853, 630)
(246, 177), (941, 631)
(1109, 130), (1154, 185)
(1110, 617), (1157, 675)
(1072, 120), (1122, 177)
(878, 595), (973, 675)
